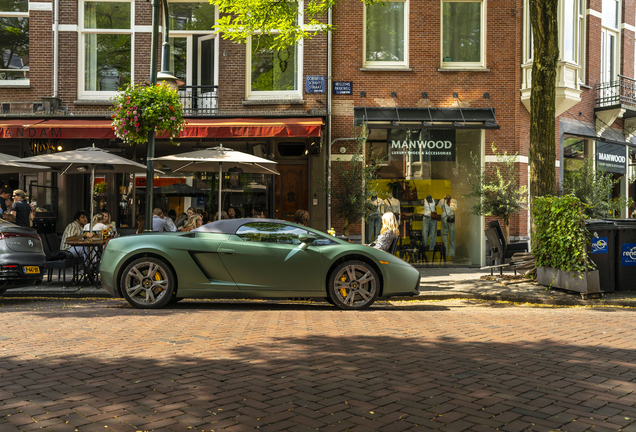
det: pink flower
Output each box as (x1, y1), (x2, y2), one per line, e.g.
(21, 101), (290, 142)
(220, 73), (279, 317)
(170, 117), (175, 121)
(133, 111), (137, 115)
(134, 116), (138, 121)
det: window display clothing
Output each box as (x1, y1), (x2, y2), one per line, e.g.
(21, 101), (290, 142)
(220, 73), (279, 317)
(438, 197), (457, 257)
(365, 197), (383, 244)
(383, 195), (401, 223)
(421, 199), (438, 251)
(372, 229), (397, 252)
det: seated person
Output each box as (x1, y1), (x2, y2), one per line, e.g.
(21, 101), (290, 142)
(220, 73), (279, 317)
(293, 209), (309, 226)
(180, 214), (202, 232)
(369, 212), (399, 252)
(61, 210), (89, 256)
(83, 213), (109, 232)
(101, 210), (116, 233)
(2, 213), (16, 223)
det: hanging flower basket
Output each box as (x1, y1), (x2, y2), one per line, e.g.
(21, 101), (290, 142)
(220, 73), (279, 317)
(110, 82), (186, 145)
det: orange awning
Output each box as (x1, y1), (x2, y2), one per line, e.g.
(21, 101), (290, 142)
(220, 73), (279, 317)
(0, 117), (323, 140)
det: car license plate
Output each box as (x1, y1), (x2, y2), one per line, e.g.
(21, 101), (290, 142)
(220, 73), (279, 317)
(23, 266), (40, 274)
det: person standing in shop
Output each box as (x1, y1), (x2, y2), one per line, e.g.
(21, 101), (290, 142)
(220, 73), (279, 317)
(438, 194), (457, 257)
(421, 195), (437, 251)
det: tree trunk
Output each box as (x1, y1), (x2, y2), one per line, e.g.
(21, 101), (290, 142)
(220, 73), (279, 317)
(343, 219), (350, 237)
(529, 0), (559, 206)
(503, 218), (510, 245)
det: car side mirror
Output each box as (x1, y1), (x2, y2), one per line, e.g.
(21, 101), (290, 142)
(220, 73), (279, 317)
(298, 234), (316, 251)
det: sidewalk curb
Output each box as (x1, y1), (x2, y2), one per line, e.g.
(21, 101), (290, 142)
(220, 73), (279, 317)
(4, 287), (636, 308)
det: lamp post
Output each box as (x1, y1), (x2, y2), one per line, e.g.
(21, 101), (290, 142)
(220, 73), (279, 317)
(145, 0), (178, 231)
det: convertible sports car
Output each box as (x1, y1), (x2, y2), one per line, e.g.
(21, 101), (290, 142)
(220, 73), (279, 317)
(100, 218), (420, 310)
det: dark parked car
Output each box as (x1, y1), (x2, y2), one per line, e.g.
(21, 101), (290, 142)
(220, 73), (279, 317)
(0, 219), (45, 294)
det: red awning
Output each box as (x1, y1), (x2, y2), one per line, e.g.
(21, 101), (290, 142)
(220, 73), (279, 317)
(0, 117), (323, 140)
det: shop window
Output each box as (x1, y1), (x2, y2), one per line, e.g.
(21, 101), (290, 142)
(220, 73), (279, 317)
(441, 0), (484, 69)
(0, 0), (29, 84)
(563, 137), (586, 174)
(366, 127), (483, 266)
(79, 0), (132, 98)
(363, 0), (408, 68)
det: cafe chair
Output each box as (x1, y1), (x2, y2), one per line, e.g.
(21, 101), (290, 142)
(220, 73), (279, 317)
(40, 234), (78, 286)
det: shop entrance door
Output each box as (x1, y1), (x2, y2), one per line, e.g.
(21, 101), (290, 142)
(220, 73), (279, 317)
(275, 164), (308, 221)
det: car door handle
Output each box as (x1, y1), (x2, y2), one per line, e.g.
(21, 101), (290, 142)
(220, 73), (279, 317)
(218, 248), (235, 254)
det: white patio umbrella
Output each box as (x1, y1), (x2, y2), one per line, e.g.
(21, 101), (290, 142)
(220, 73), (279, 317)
(152, 144), (279, 219)
(0, 152), (53, 174)
(12, 146), (162, 230)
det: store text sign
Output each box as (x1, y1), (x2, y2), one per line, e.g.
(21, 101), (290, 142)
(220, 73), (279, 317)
(596, 142), (626, 174)
(389, 130), (456, 161)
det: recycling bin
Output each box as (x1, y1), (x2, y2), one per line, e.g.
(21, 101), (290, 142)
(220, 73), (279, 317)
(586, 220), (618, 293)
(613, 219), (636, 291)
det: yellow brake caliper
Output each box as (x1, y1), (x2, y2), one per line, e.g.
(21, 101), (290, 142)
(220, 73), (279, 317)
(339, 274), (348, 298)
(154, 271), (162, 293)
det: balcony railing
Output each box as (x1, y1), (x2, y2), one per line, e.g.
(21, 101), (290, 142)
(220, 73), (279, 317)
(595, 75), (636, 109)
(179, 85), (218, 116)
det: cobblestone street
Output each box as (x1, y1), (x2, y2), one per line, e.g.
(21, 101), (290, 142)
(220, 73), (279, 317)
(2, 297), (636, 431)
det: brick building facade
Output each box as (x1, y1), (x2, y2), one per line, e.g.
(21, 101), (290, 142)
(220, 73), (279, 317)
(2, 0), (636, 266)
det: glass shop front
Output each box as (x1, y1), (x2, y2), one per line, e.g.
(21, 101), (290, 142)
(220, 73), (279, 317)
(365, 127), (483, 266)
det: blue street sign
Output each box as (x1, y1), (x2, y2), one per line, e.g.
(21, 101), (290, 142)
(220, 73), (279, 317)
(305, 76), (325, 93)
(333, 81), (352, 95)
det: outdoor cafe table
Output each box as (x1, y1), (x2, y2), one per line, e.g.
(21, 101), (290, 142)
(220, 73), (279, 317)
(65, 238), (105, 286)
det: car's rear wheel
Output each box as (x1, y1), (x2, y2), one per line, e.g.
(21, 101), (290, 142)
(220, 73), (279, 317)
(120, 257), (175, 309)
(328, 260), (379, 310)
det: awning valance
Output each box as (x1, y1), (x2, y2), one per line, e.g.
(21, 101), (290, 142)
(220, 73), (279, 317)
(0, 117), (323, 140)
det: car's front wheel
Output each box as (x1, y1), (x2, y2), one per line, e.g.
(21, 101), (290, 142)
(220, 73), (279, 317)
(328, 260), (380, 310)
(120, 257), (175, 309)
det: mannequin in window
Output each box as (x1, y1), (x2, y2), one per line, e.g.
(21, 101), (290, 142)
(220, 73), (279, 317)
(383, 193), (401, 225)
(421, 195), (437, 251)
(437, 194), (457, 257)
(365, 195), (383, 244)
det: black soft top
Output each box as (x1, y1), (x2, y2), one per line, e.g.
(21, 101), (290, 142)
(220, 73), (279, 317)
(192, 218), (298, 235)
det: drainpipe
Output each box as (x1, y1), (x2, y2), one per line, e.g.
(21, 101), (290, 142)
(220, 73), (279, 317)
(327, 7), (332, 230)
(53, 0), (59, 97)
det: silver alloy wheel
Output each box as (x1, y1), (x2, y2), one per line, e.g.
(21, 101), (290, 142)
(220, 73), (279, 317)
(123, 260), (170, 306)
(332, 263), (378, 308)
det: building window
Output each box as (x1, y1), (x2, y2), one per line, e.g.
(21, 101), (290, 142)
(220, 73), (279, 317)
(441, 0), (484, 68)
(0, 0), (29, 84)
(167, 1), (217, 86)
(246, 35), (302, 100)
(601, 0), (620, 84)
(363, 0), (408, 68)
(79, 0), (133, 98)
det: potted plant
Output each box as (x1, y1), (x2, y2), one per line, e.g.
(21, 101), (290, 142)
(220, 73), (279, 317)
(533, 195), (600, 294)
(111, 82), (186, 145)
(464, 144), (527, 243)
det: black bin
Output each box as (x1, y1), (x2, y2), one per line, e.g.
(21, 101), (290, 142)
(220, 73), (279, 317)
(586, 220), (618, 293)
(613, 219), (636, 291)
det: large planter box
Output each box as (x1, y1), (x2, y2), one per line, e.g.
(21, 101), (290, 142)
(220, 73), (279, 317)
(537, 266), (601, 294)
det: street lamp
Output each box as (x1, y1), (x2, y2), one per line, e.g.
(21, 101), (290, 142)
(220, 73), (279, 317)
(145, 0), (177, 230)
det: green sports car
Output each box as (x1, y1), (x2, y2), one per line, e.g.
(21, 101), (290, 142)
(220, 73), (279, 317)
(100, 218), (420, 310)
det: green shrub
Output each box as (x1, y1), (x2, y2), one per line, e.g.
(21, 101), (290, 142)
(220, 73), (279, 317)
(532, 195), (594, 274)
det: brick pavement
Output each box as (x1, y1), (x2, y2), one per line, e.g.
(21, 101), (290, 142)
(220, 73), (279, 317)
(1, 297), (636, 431)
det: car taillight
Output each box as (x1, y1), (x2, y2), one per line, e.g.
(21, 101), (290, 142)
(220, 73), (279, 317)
(0, 264), (18, 271)
(0, 232), (40, 240)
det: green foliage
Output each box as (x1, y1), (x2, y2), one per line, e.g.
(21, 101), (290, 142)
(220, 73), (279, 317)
(213, 0), (379, 50)
(562, 157), (632, 219)
(110, 83), (186, 145)
(315, 129), (383, 231)
(532, 195), (595, 274)
(463, 144), (527, 230)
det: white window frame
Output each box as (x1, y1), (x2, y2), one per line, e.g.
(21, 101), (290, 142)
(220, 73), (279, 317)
(167, 0), (219, 87)
(440, 0), (486, 69)
(362, 0), (409, 69)
(576, 0), (586, 83)
(601, 0), (620, 84)
(78, 0), (134, 100)
(0, 5), (29, 85)
(245, 2), (304, 101)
